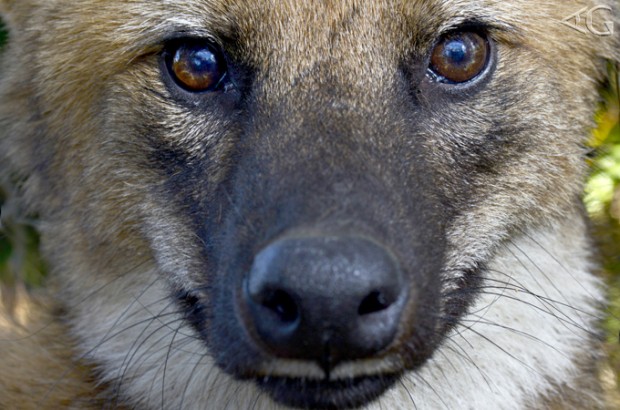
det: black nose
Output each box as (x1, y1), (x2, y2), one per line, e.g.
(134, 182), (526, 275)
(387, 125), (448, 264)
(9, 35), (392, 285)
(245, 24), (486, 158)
(242, 236), (408, 369)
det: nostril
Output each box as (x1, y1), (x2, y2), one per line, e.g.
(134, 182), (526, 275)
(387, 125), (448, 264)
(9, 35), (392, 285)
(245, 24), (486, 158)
(261, 289), (299, 323)
(242, 236), (408, 363)
(358, 290), (391, 316)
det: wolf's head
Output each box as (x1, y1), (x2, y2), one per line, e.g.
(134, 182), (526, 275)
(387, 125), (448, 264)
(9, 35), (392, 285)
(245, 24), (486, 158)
(0, 0), (618, 408)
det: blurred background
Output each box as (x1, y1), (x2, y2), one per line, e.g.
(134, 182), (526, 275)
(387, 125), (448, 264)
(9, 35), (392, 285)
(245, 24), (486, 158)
(0, 17), (619, 395)
(0, 23), (48, 299)
(587, 62), (620, 392)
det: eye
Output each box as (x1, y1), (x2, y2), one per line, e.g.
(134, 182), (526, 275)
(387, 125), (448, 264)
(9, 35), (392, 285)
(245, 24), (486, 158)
(165, 40), (228, 92)
(428, 32), (490, 84)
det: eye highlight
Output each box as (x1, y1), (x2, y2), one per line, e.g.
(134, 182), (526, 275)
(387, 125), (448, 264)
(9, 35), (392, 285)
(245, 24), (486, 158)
(428, 32), (490, 84)
(165, 40), (228, 92)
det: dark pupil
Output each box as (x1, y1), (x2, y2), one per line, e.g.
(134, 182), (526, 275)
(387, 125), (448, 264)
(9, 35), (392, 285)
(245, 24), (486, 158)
(443, 40), (468, 65)
(188, 48), (218, 74)
(429, 32), (488, 84)
(171, 43), (225, 91)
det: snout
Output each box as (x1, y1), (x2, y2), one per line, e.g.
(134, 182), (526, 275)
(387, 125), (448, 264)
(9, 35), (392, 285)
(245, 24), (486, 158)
(239, 236), (409, 371)
(199, 80), (448, 408)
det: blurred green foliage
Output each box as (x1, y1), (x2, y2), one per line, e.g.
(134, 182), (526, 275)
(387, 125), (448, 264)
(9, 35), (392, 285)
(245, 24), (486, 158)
(587, 64), (620, 384)
(0, 21), (46, 288)
(586, 64), (620, 217)
(0, 19), (5, 44)
(0, 218), (47, 288)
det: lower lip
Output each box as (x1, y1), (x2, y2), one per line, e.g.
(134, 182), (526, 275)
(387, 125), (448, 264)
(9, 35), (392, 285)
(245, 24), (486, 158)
(256, 373), (399, 409)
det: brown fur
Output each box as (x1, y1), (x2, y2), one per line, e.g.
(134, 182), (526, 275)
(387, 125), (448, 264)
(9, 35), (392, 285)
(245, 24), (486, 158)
(0, 0), (619, 408)
(0, 289), (102, 409)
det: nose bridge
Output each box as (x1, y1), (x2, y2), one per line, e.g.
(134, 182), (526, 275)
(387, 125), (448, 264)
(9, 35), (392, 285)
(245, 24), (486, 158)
(234, 53), (416, 237)
(240, 1), (408, 175)
(250, 71), (398, 180)
(247, 92), (393, 218)
(243, 0), (401, 100)
(285, 91), (374, 163)
(224, 4), (429, 243)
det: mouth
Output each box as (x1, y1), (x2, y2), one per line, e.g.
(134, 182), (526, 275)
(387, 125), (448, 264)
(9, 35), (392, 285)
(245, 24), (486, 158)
(255, 373), (399, 409)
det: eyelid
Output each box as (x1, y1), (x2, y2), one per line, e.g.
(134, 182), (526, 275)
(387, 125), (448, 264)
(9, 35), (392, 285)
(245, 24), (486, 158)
(436, 17), (515, 38)
(162, 29), (224, 48)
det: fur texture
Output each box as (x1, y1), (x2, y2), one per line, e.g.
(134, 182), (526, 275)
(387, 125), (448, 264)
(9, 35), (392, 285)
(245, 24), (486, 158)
(0, 0), (619, 409)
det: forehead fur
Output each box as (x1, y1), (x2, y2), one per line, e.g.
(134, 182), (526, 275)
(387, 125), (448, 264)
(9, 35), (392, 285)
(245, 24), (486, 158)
(6, 1), (616, 65)
(0, 0), (616, 129)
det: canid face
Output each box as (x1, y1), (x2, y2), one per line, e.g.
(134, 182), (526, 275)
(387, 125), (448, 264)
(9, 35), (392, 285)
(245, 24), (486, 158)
(0, 0), (618, 409)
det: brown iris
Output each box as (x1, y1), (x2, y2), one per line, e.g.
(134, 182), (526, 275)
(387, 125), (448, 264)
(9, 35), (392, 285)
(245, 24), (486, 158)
(169, 42), (227, 92)
(429, 32), (489, 84)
